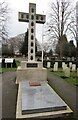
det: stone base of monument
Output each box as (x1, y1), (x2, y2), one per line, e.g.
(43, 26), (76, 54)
(16, 61), (47, 84)
(16, 80), (73, 119)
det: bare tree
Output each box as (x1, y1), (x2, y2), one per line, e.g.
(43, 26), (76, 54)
(47, 0), (76, 57)
(0, 0), (9, 43)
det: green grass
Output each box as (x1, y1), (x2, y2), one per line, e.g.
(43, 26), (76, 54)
(48, 68), (78, 86)
(0, 68), (17, 73)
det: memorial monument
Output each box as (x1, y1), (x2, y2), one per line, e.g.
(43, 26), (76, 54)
(16, 3), (47, 83)
(16, 3), (73, 119)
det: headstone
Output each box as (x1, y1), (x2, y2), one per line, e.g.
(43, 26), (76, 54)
(0, 58), (2, 68)
(72, 57), (75, 61)
(64, 67), (70, 77)
(47, 62), (50, 68)
(67, 57), (71, 61)
(69, 62), (72, 69)
(72, 64), (76, 72)
(47, 57), (49, 60)
(62, 64), (67, 71)
(62, 62), (65, 69)
(77, 68), (78, 77)
(53, 63), (58, 71)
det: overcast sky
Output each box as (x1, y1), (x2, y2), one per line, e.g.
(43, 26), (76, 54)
(6, 0), (50, 43)
(6, 0), (78, 43)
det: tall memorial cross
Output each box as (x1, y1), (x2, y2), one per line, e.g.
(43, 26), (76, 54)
(18, 3), (46, 62)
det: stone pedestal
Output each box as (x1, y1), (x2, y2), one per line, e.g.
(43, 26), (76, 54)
(16, 61), (47, 84)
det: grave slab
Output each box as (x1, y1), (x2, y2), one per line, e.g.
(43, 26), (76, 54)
(22, 80), (67, 115)
(16, 81), (73, 119)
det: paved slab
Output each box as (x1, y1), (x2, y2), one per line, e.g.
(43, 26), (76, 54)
(22, 80), (67, 114)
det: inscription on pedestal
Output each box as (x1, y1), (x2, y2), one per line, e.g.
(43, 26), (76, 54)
(27, 63), (38, 68)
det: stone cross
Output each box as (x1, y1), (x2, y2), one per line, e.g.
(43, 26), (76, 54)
(18, 3), (46, 62)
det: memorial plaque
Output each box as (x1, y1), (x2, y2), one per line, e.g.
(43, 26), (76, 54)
(27, 63), (38, 67)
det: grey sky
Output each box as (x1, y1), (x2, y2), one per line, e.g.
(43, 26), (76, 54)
(7, 0), (50, 43)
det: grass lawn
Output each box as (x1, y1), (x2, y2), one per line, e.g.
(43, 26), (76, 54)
(48, 68), (78, 86)
(0, 68), (17, 73)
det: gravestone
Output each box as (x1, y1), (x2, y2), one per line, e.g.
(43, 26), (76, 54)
(62, 62), (65, 69)
(17, 3), (47, 83)
(47, 62), (50, 68)
(77, 68), (78, 77)
(72, 57), (75, 61)
(53, 62), (58, 71)
(47, 57), (49, 60)
(0, 58), (2, 68)
(63, 64), (67, 71)
(64, 67), (70, 77)
(69, 62), (72, 69)
(67, 57), (71, 61)
(72, 64), (76, 72)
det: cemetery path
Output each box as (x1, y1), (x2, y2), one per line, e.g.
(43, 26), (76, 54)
(2, 71), (17, 119)
(47, 71), (78, 118)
